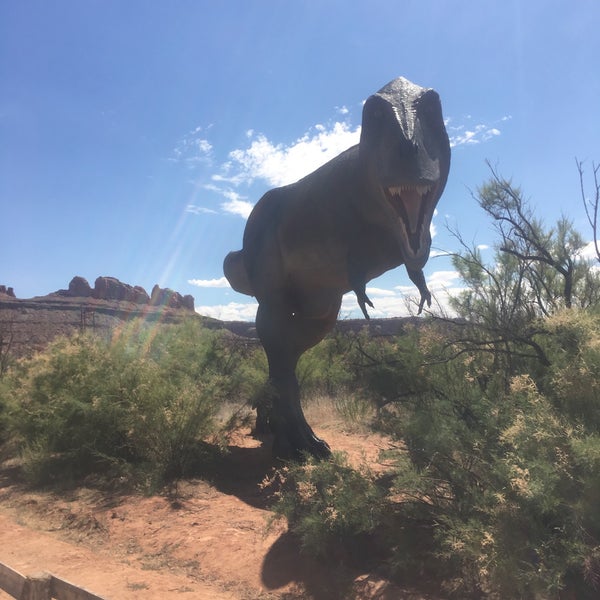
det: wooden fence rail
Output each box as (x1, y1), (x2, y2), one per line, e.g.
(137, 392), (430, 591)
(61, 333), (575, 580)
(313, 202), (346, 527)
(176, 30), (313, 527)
(0, 562), (106, 600)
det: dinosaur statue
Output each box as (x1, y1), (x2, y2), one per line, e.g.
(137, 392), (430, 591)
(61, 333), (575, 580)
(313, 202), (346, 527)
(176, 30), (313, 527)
(224, 76), (451, 459)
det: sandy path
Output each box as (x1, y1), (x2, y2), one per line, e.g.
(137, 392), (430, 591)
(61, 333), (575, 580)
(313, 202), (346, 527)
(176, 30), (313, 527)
(0, 425), (417, 600)
(0, 512), (240, 599)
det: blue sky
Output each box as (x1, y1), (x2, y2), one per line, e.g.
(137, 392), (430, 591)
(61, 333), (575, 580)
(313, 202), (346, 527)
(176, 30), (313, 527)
(2, 1), (599, 320)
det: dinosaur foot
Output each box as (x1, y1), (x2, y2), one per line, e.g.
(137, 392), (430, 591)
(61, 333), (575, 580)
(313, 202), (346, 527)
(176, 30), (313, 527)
(272, 423), (331, 461)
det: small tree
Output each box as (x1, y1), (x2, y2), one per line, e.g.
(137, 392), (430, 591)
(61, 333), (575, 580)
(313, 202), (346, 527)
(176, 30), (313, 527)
(443, 164), (600, 387)
(476, 161), (597, 312)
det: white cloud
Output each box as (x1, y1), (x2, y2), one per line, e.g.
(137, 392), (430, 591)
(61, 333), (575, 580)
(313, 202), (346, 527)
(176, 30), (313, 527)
(446, 115), (509, 149)
(196, 139), (212, 154)
(188, 277), (231, 288)
(221, 198), (254, 219)
(225, 121), (360, 187)
(196, 301), (258, 321)
(425, 270), (461, 291)
(220, 188), (246, 202)
(172, 126), (213, 167)
(449, 124), (501, 147)
(186, 204), (217, 215)
(365, 287), (396, 297)
(203, 185), (255, 218)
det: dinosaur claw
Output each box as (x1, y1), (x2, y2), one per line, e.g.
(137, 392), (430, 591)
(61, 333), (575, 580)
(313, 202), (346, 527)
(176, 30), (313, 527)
(359, 302), (371, 320)
(355, 288), (374, 320)
(407, 267), (432, 316)
(417, 291), (432, 315)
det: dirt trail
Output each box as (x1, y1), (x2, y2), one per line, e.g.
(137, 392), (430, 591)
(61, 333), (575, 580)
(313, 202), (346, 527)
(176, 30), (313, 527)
(0, 423), (425, 600)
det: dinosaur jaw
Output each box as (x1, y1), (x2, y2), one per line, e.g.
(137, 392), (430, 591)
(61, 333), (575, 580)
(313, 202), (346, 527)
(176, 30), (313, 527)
(384, 184), (436, 267)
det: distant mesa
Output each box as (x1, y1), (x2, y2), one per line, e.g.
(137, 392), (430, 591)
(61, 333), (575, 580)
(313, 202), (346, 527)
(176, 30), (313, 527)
(1, 277), (199, 359)
(4, 276), (196, 311)
(0, 285), (16, 298)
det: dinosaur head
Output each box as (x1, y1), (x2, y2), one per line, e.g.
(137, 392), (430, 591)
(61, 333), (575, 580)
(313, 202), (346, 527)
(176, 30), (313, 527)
(359, 77), (450, 270)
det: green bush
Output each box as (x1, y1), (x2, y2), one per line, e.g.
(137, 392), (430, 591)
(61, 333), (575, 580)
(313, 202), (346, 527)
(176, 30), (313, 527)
(0, 318), (263, 488)
(268, 452), (386, 564)
(297, 330), (356, 399)
(540, 310), (600, 431)
(379, 312), (600, 598)
(5, 334), (136, 481)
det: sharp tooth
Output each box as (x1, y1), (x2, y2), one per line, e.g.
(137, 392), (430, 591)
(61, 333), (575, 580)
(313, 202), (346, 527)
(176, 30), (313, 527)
(388, 184), (432, 196)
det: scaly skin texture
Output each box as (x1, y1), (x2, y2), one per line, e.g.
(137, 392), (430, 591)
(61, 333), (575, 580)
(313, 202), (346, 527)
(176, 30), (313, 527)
(224, 77), (451, 459)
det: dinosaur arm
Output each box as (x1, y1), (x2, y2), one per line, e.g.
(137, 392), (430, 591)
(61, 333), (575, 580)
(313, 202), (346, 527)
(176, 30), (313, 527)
(406, 267), (432, 315)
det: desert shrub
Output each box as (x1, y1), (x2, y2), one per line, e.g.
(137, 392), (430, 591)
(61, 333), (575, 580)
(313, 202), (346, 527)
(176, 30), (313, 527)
(379, 314), (600, 598)
(268, 452), (386, 564)
(298, 327), (424, 426)
(1, 318), (262, 487)
(344, 327), (427, 407)
(5, 334), (136, 481)
(297, 330), (356, 399)
(540, 309), (600, 431)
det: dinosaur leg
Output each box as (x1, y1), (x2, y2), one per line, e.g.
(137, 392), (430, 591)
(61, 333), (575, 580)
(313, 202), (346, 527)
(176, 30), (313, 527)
(255, 299), (339, 460)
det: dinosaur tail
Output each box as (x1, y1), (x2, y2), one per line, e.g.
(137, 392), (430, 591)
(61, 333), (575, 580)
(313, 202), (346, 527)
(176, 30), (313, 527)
(223, 250), (254, 296)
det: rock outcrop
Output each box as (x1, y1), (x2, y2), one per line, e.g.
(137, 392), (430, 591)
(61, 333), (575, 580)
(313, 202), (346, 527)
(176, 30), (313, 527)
(91, 276), (151, 303)
(149, 284), (195, 310)
(0, 285), (16, 297)
(68, 276), (92, 297)
(55, 276), (194, 310)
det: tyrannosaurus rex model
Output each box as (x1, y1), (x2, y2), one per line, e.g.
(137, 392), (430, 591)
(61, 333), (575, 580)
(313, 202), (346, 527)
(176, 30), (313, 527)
(224, 77), (451, 459)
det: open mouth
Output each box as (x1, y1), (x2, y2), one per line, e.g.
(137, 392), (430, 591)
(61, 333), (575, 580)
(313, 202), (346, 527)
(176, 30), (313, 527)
(384, 184), (435, 255)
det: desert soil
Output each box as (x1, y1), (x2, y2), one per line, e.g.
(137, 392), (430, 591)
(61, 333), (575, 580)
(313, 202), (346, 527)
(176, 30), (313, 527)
(0, 414), (431, 600)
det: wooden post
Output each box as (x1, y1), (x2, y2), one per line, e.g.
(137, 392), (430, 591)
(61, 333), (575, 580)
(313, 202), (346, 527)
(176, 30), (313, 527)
(20, 573), (51, 600)
(0, 562), (26, 598)
(0, 562), (107, 600)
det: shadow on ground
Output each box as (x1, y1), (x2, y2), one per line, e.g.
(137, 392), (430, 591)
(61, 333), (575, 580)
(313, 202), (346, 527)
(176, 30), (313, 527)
(204, 434), (278, 510)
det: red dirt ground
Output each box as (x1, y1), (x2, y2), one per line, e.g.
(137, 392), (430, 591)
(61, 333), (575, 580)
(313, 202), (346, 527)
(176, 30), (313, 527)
(0, 418), (435, 600)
